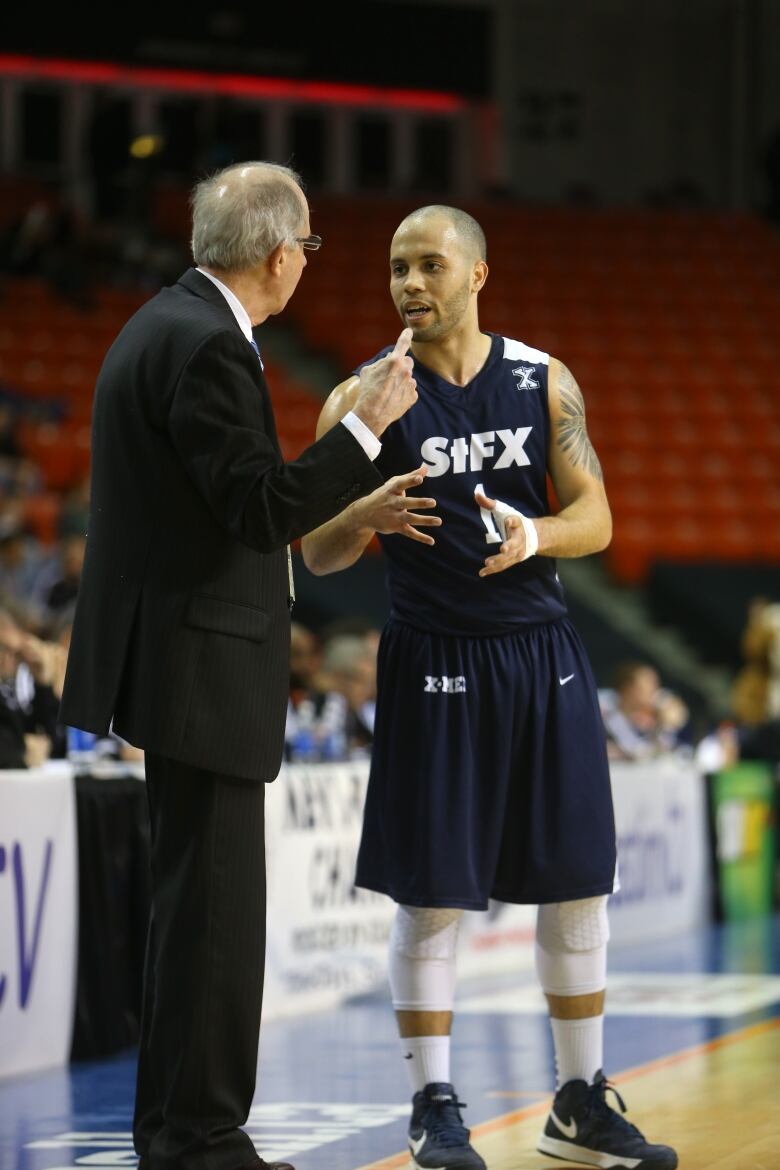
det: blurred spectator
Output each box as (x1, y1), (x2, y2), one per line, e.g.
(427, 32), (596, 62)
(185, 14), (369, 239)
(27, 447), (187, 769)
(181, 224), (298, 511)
(1, 198), (54, 277)
(22, 601), (142, 765)
(59, 477), (90, 538)
(319, 634), (377, 752)
(35, 532), (87, 617)
(0, 606), (66, 767)
(319, 616), (381, 696)
(718, 597), (780, 769)
(694, 722), (740, 775)
(694, 599), (780, 775)
(321, 614), (381, 651)
(599, 662), (690, 761)
(289, 621), (322, 700)
(0, 607), (28, 767)
(48, 602), (74, 689)
(285, 630), (378, 762)
(0, 405), (41, 499)
(0, 190), (93, 307)
(54, 603), (122, 762)
(731, 597), (780, 725)
(115, 227), (189, 292)
(0, 515), (52, 630)
(286, 621), (325, 759)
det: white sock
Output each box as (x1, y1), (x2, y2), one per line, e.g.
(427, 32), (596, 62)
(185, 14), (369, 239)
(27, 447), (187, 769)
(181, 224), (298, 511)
(399, 1034), (451, 1093)
(550, 1016), (603, 1089)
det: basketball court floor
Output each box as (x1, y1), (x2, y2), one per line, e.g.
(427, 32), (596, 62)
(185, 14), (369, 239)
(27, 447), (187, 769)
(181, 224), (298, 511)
(2, 915), (779, 1170)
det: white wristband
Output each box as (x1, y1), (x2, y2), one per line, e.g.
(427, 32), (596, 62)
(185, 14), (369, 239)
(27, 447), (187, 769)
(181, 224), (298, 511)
(492, 498), (538, 561)
(517, 512), (539, 560)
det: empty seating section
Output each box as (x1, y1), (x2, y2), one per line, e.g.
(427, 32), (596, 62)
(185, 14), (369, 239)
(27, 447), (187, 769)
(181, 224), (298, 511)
(1, 187), (778, 580)
(0, 275), (320, 541)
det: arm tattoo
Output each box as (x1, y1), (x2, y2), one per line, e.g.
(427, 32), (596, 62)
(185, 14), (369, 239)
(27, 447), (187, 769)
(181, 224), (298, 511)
(555, 364), (604, 481)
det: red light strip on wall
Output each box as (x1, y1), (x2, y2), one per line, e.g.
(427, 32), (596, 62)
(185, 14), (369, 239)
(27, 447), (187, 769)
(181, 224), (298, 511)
(0, 54), (466, 113)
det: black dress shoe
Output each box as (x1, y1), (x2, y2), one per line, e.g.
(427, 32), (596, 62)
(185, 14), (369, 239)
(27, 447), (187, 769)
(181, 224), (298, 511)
(136, 1157), (294, 1170)
(137, 1155), (292, 1165)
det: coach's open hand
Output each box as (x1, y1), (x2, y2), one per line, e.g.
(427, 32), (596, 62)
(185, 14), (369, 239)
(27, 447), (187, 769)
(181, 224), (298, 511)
(352, 327), (417, 437)
(355, 463), (440, 545)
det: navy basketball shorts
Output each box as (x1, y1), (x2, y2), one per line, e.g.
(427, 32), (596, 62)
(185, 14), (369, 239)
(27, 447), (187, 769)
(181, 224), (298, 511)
(355, 617), (618, 909)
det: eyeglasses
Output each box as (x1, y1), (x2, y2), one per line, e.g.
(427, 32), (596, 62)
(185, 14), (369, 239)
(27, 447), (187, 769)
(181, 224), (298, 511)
(296, 234), (322, 252)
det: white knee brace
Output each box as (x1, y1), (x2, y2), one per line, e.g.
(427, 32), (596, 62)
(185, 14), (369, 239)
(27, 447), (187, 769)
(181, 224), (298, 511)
(388, 905), (463, 1012)
(534, 896), (609, 998)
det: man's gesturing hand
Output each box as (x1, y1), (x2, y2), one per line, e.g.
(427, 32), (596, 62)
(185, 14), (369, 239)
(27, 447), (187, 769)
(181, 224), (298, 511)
(356, 464), (440, 545)
(474, 487), (529, 576)
(352, 328), (417, 437)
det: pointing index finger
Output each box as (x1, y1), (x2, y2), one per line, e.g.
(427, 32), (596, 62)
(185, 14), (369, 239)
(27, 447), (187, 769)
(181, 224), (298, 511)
(391, 327), (413, 359)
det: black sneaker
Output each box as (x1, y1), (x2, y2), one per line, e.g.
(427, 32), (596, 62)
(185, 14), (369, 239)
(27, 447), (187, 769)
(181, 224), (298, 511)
(408, 1082), (486, 1170)
(538, 1070), (678, 1169)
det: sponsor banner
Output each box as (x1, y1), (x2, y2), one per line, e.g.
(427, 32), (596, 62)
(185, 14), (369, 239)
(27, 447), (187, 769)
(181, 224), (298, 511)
(0, 763), (78, 1078)
(264, 761), (395, 1018)
(265, 763), (535, 1018)
(265, 758), (710, 1017)
(608, 759), (711, 943)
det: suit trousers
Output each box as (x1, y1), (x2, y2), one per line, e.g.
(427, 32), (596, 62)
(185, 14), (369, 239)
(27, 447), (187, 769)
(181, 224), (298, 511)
(133, 752), (267, 1170)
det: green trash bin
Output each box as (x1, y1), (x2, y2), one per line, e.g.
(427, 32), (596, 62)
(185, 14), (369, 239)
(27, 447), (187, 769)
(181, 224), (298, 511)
(712, 762), (776, 920)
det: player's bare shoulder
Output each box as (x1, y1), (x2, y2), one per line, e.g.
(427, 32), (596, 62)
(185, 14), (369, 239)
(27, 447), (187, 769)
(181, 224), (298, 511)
(547, 355), (603, 483)
(316, 376), (361, 439)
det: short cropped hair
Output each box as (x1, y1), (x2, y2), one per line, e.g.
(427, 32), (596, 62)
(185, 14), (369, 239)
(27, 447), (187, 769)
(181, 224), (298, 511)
(191, 162), (305, 272)
(404, 204), (487, 261)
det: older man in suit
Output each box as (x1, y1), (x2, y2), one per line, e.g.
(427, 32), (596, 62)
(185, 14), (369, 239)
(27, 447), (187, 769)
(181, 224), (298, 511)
(60, 162), (435, 1170)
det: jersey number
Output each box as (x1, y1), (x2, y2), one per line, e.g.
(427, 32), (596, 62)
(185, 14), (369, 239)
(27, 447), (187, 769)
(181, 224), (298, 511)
(475, 482), (502, 544)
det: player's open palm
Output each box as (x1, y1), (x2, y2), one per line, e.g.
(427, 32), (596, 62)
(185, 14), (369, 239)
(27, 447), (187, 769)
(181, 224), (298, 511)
(353, 328), (417, 437)
(356, 464), (441, 545)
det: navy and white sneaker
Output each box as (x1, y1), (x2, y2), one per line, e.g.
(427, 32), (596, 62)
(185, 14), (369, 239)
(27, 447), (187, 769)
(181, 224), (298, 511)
(408, 1082), (486, 1170)
(538, 1070), (678, 1169)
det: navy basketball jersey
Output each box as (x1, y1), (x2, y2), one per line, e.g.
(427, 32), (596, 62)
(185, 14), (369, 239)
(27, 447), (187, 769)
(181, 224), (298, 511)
(355, 332), (568, 636)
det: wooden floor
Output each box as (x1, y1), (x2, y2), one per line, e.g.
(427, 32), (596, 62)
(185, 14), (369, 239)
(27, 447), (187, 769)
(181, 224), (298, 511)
(3, 918), (780, 1170)
(359, 1018), (780, 1170)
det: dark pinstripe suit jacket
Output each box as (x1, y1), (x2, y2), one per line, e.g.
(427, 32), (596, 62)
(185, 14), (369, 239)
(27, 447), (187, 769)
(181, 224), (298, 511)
(60, 268), (382, 781)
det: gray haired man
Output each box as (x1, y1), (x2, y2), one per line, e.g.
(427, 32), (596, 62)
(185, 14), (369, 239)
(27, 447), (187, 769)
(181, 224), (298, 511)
(61, 162), (437, 1170)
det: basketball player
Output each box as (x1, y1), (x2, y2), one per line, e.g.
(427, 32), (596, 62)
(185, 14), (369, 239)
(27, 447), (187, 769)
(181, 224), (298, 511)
(301, 207), (677, 1170)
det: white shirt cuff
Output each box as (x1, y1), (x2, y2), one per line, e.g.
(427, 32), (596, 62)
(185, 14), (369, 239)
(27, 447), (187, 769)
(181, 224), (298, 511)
(340, 411), (381, 461)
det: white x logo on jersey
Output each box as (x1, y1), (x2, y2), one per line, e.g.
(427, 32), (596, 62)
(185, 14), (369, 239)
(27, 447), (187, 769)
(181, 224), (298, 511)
(512, 364), (540, 390)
